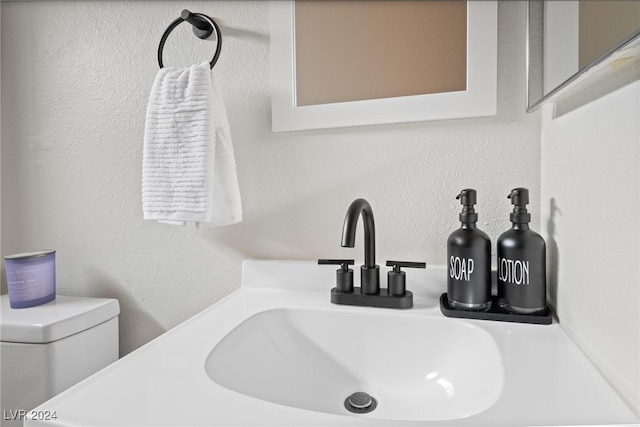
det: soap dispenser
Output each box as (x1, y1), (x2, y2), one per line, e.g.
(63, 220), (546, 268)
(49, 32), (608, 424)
(497, 188), (546, 314)
(447, 189), (491, 311)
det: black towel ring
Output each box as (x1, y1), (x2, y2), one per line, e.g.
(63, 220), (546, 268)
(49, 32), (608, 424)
(157, 10), (222, 70)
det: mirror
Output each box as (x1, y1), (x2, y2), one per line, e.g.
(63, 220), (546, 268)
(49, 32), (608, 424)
(270, 0), (497, 132)
(527, 0), (640, 112)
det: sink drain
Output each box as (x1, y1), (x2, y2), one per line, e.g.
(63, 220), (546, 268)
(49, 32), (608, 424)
(344, 392), (377, 414)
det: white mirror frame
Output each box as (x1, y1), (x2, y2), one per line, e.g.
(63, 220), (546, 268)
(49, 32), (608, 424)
(270, 0), (497, 132)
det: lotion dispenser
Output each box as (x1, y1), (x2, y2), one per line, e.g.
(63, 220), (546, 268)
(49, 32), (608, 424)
(497, 188), (546, 314)
(447, 189), (491, 311)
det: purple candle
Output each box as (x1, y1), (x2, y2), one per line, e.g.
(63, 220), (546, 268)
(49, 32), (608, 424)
(4, 250), (56, 308)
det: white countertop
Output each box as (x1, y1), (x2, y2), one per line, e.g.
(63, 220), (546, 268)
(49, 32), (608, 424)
(26, 260), (639, 426)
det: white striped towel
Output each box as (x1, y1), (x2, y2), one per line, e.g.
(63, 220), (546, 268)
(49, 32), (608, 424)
(142, 62), (242, 227)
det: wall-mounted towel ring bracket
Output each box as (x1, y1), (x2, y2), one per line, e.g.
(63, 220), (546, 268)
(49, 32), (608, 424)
(181, 9), (213, 39)
(158, 9), (222, 70)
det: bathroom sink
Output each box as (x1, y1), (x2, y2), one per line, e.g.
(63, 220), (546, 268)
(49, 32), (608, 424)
(205, 307), (504, 421)
(25, 261), (638, 427)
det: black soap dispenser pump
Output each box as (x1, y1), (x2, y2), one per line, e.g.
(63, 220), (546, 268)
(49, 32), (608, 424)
(497, 188), (547, 314)
(447, 189), (492, 311)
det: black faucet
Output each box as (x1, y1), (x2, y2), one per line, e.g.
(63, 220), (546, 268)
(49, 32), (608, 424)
(341, 198), (379, 295)
(319, 198), (425, 309)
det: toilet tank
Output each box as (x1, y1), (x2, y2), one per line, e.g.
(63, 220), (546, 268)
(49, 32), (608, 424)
(0, 295), (119, 426)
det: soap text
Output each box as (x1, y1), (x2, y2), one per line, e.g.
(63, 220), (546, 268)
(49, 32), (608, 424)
(449, 256), (474, 281)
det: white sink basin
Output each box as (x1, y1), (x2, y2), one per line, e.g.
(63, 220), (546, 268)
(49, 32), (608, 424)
(24, 261), (638, 426)
(206, 307), (504, 421)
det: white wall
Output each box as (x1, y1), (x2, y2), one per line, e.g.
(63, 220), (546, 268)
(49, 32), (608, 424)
(1, 1), (539, 355)
(541, 78), (640, 412)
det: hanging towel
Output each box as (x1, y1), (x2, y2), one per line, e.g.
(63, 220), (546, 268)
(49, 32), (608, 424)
(142, 62), (242, 228)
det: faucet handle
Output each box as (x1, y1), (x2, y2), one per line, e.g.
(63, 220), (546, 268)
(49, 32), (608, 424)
(318, 259), (354, 270)
(318, 259), (355, 293)
(386, 260), (426, 272)
(385, 261), (426, 296)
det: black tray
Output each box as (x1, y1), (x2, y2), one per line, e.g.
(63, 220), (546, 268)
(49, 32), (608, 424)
(439, 293), (552, 325)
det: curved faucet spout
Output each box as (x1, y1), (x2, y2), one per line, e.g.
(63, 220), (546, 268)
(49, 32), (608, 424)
(341, 198), (376, 268)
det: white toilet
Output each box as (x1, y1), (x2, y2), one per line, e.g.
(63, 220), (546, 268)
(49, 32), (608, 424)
(0, 295), (120, 426)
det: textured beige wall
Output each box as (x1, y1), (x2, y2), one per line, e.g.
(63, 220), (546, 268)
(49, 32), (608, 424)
(1, 1), (539, 356)
(294, 0), (467, 106)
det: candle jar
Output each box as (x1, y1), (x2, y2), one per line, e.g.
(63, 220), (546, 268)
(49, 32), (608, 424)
(4, 250), (56, 308)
